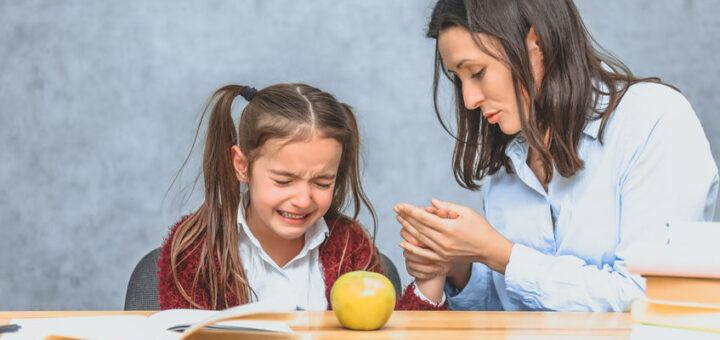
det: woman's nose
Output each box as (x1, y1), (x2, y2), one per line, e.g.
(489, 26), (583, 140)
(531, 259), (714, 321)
(463, 83), (485, 110)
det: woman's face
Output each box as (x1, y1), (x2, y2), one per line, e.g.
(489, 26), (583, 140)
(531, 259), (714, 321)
(232, 133), (341, 240)
(438, 26), (543, 135)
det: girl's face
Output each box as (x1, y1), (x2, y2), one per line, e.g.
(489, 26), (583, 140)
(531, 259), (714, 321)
(438, 25), (543, 135)
(232, 133), (342, 240)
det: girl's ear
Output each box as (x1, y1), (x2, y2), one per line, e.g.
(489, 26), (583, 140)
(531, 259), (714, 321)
(231, 145), (249, 183)
(526, 26), (545, 89)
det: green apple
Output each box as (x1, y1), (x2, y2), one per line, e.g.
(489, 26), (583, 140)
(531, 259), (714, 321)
(330, 270), (396, 330)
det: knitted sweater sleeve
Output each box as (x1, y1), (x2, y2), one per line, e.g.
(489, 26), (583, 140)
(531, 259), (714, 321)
(320, 218), (447, 311)
(157, 215), (212, 310)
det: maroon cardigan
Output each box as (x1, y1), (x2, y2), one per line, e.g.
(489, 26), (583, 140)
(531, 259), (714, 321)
(158, 215), (448, 311)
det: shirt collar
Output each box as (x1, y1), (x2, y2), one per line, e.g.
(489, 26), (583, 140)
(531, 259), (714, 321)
(583, 118), (602, 139)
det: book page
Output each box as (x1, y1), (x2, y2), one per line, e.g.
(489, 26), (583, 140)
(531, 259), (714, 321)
(177, 299), (295, 339)
(148, 309), (292, 333)
(626, 221), (720, 278)
(631, 300), (720, 333)
(3, 315), (180, 340)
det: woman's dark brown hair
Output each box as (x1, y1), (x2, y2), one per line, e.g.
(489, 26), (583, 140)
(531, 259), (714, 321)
(427, 0), (666, 188)
(171, 83), (376, 309)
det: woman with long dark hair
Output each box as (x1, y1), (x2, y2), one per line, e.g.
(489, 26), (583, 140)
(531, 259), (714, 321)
(395, 0), (718, 311)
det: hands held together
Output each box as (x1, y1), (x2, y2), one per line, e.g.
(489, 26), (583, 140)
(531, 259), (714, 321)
(394, 198), (514, 302)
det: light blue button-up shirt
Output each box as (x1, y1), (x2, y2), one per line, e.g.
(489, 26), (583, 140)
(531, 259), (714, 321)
(446, 83), (719, 312)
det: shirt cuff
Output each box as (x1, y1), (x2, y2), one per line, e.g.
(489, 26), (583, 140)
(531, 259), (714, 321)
(445, 262), (490, 310)
(504, 243), (544, 308)
(412, 281), (447, 306)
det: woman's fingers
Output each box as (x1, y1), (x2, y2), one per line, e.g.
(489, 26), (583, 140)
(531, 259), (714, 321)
(396, 215), (445, 254)
(399, 226), (423, 247)
(397, 214), (449, 253)
(395, 203), (449, 233)
(431, 198), (468, 216)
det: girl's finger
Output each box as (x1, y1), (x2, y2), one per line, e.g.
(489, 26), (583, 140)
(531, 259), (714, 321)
(406, 269), (435, 281)
(400, 226), (422, 247)
(399, 241), (445, 262)
(403, 248), (434, 265)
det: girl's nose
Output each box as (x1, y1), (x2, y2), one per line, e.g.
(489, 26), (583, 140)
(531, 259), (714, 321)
(290, 185), (313, 209)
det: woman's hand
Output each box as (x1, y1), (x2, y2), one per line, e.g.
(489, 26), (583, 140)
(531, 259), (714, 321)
(395, 198), (514, 275)
(399, 203), (458, 280)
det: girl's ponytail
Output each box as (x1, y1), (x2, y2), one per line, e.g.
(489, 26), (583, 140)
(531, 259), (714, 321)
(170, 85), (253, 309)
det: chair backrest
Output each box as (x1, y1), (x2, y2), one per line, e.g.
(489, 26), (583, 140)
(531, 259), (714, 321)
(124, 248), (161, 310)
(124, 248), (403, 310)
(379, 253), (402, 297)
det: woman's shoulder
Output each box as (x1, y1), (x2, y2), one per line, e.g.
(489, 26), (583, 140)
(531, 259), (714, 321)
(603, 82), (696, 140)
(614, 82), (692, 124)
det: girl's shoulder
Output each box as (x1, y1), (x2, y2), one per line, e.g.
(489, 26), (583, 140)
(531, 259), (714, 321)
(162, 214), (194, 246)
(159, 214), (202, 266)
(321, 215), (375, 253)
(324, 216), (371, 241)
(320, 215), (381, 274)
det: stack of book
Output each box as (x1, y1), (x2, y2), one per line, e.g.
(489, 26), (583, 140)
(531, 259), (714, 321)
(626, 221), (720, 339)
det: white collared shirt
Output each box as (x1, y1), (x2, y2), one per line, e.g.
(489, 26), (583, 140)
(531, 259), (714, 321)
(237, 202), (329, 311)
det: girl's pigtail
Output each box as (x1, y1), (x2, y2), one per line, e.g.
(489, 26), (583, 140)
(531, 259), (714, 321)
(171, 85), (253, 309)
(340, 103), (378, 271)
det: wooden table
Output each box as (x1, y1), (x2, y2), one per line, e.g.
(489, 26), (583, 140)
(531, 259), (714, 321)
(0, 310), (632, 339)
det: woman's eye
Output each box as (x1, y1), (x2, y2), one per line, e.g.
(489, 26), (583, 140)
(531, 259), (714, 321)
(316, 183), (332, 189)
(471, 68), (485, 79)
(273, 180), (291, 185)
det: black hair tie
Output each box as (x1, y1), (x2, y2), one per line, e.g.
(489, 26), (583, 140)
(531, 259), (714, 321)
(240, 86), (257, 102)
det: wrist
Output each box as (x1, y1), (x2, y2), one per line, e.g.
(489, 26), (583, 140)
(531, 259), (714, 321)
(483, 238), (514, 275)
(416, 275), (446, 305)
(447, 262), (472, 291)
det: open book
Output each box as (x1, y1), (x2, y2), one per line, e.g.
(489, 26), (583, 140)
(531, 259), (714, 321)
(4, 300), (296, 340)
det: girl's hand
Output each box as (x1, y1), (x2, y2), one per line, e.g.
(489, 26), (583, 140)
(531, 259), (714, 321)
(402, 243), (449, 305)
(402, 242), (451, 280)
(394, 198), (514, 274)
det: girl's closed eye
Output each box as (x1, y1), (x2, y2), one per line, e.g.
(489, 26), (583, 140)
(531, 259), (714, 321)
(316, 182), (333, 189)
(273, 179), (291, 186)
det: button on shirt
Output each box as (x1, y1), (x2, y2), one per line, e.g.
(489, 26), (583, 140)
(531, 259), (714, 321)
(237, 204), (329, 311)
(446, 83), (719, 311)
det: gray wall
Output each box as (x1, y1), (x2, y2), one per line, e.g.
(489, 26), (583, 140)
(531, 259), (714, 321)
(1, 0), (718, 310)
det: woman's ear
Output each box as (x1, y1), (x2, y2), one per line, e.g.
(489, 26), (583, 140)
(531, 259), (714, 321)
(231, 145), (249, 183)
(526, 26), (545, 89)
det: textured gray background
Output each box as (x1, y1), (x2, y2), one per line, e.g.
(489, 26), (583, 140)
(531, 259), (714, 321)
(1, 0), (718, 310)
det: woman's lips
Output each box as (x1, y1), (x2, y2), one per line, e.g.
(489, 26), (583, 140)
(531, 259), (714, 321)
(483, 110), (500, 124)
